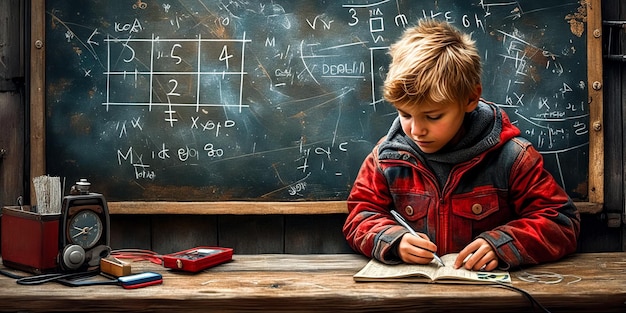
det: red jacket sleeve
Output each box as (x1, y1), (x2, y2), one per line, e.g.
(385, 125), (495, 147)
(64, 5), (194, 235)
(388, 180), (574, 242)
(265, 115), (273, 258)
(342, 150), (408, 264)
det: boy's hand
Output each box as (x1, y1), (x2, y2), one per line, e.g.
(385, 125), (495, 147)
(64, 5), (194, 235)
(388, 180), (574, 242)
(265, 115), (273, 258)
(397, 232), (438, 264)
(454, 238), (498, 271)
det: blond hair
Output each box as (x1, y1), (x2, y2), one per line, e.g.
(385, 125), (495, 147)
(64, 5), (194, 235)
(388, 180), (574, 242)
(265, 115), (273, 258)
(383, 19), (482, 107)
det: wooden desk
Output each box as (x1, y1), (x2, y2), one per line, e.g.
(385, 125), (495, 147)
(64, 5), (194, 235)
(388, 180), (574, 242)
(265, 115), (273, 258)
(0, 253), (624, 312)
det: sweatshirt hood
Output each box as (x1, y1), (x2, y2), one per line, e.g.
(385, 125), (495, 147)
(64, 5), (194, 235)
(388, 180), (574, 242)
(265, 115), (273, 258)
(378, 101), (521, 165)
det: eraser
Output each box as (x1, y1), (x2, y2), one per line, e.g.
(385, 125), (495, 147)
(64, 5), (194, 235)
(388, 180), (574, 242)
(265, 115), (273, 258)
(118, 272), (163, 289)
(100, 257), (132, 277)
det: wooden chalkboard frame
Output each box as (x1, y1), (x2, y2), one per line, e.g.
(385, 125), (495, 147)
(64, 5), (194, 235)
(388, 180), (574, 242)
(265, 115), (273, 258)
(30, 0), (604, 215)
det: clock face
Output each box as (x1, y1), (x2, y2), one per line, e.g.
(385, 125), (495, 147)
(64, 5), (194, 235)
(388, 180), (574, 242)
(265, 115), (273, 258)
(67, 210), (103, 249)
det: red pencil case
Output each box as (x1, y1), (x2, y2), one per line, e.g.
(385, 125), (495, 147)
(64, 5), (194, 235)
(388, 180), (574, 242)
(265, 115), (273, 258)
(162, 246), (233, 273)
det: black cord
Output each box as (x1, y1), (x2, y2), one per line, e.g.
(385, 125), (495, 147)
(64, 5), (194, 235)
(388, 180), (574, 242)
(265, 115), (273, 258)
(0, 269), (24, 279)
(495, 282), (551, 313)
(0, 268), (107, 286)
(57, 275), (119, 287)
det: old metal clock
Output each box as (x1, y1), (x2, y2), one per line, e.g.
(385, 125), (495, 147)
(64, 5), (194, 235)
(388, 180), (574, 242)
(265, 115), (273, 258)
(58, 179), (111, 271)
(68, 209), (103, 249)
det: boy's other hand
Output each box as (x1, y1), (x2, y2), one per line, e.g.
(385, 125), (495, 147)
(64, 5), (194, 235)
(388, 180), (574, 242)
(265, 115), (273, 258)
(454, 238), (499, 271)
(397, 232), (438, 264)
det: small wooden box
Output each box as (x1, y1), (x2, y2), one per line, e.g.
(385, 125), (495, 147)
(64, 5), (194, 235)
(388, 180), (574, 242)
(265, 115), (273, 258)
(1, 206), (60, 274)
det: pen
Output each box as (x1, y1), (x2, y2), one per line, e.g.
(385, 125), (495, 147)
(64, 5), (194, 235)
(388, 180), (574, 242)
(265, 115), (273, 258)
(461, 253), (486, 270)
(390, 210), (445, 267)
(462, 253), (473, 264)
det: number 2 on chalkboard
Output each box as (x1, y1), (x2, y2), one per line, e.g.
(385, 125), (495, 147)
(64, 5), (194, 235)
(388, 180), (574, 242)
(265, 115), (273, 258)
(167, 79), (180, 97)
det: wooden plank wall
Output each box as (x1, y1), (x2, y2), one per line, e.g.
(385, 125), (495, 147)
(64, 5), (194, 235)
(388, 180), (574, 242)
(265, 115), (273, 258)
(0, 0), (25, 210)
(110, 214), (353, 254)
(0, 0), (26, 248)
(601, 0), (626, 251)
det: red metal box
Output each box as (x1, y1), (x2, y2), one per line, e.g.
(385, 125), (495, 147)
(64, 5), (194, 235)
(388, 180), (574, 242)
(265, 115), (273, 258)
(1, 206), (60, 274)
(162, 246), (233, 272)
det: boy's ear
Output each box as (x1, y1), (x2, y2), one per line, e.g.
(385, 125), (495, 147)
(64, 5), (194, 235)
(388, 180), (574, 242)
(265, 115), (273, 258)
(464, 84), (482, 113)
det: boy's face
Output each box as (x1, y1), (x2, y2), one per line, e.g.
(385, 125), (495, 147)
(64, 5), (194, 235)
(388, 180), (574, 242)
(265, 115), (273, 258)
(395, 96), (479, 154)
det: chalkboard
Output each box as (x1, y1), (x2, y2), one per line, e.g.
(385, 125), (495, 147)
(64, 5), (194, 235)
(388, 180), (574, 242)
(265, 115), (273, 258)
(44, 0), (591, 202)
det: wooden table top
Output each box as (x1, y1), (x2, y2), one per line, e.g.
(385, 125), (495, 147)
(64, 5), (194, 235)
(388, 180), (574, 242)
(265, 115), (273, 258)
(1, 252), (625, 312)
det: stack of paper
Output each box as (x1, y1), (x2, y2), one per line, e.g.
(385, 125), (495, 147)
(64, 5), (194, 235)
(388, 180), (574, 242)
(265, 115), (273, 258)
(32, 175), (63, 214)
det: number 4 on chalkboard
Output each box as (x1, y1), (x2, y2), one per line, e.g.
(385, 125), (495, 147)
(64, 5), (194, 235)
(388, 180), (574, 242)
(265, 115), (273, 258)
(220, 45), (233, 69)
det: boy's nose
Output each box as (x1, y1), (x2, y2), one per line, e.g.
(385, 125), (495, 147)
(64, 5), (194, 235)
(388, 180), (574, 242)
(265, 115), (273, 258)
(411, 123), (427, 137)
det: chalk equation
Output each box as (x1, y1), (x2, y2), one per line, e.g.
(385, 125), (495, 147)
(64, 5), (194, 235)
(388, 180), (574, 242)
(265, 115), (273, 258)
(45, 0), (590, 201)
(103, 34), (251, 125)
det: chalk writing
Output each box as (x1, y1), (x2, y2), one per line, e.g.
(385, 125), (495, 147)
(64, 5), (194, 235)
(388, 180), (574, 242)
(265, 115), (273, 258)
(45, 0), (589, 201)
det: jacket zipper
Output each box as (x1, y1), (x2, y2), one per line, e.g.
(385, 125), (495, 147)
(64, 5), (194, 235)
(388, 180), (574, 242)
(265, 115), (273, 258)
(382, 156), (481, 253)
(438, 157), (483, 252)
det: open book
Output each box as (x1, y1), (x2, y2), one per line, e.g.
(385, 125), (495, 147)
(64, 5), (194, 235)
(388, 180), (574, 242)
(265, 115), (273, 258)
(354, 253), (511, 284)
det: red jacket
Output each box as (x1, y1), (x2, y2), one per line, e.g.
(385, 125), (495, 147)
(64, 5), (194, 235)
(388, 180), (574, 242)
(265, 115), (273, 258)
(343, 102), (580, 269)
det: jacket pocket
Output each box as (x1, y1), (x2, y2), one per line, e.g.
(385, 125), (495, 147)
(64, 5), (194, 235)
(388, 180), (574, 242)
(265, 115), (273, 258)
(450, 188), (500, 221)
(393, 193), (434, 234)
(446, 188), (505, 251)
(450, 187), (514, 250)
(391, 192), (432, 222)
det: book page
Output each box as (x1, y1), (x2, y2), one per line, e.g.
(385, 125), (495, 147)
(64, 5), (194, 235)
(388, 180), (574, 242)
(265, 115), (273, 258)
(353, 259), (437, 281)
(434, 265), (511, 283)
(354, 254), (511, 284)
(434, 254), (511, 283)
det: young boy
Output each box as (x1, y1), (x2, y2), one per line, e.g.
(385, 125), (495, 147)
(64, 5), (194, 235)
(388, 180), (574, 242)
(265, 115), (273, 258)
(343, 19), (580, 271)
